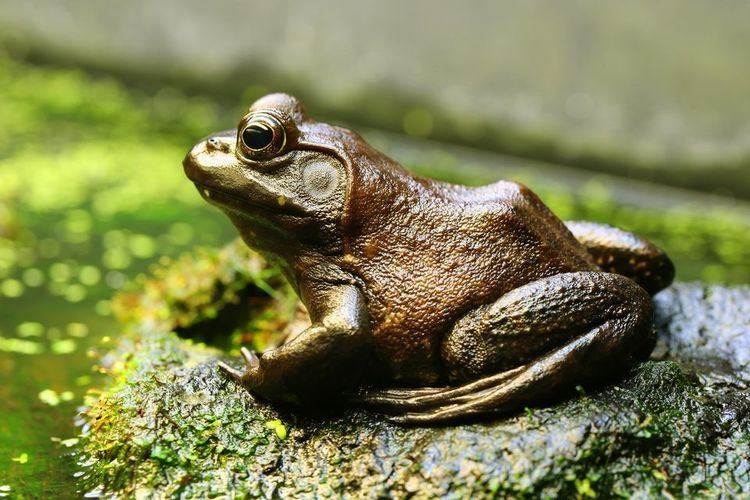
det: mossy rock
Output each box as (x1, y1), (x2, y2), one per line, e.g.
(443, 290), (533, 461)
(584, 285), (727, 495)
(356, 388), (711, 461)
(73, 240), (750, 497)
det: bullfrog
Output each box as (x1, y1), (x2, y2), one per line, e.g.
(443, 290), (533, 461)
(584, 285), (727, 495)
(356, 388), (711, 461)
(183, 93), (674, 424)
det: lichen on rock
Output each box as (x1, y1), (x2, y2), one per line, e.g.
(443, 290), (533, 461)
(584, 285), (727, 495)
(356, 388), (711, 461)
(73, 240), (750, 498)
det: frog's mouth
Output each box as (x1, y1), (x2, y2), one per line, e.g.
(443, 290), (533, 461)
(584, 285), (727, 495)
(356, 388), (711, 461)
(192, 182), (308, 219)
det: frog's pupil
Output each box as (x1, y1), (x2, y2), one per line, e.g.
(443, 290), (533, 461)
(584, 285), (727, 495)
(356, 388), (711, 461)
(242, 124), (274, 150)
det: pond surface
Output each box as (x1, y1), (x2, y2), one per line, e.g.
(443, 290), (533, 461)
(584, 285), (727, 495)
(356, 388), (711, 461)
(0, 57), (748, 496)
(0, 209), (235, 496)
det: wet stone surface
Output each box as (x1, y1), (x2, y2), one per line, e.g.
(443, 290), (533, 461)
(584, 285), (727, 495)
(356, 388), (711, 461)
(74, 242), (750, 498)
(654, 284), (750, 380)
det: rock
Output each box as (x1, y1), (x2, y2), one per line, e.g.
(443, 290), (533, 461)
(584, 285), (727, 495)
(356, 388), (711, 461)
(654, 285), (750, 380)
(74, 241), (750, 497)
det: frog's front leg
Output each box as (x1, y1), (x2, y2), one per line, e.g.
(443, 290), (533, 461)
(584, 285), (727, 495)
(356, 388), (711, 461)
(219, 283), (370, 404)
(358, 272), (653, 424)
(565, 220), (674, 295)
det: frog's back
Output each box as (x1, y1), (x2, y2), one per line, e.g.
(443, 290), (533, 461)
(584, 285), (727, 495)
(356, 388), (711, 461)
(341, 171), (597, 385)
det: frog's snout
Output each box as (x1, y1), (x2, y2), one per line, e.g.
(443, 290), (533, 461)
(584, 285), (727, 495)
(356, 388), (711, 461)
(182, 141), (205, 181)
(183, 131), (236, 182)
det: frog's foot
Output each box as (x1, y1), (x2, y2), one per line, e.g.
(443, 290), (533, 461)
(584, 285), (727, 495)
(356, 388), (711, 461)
(369, 323), (638, 425)
(217, 347), (260, 383)
(378, 329), (608, 424)
(354, 366), (525, 412)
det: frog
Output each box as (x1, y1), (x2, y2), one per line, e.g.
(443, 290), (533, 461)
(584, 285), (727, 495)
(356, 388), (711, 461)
(183, 93), (675, 424)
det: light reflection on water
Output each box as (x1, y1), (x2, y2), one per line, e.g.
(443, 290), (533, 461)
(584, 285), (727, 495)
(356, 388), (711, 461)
(0, 210), (235, 496)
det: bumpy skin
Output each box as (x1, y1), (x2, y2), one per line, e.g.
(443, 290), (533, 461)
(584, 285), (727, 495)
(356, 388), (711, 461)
(183, 93), (675, 423)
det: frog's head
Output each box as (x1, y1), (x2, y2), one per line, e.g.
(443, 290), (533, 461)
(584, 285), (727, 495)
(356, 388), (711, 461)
(184, 93), (386, 259)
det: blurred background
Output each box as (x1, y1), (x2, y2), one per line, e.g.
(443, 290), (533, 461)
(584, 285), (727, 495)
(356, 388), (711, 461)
(0, 0), (749, 495)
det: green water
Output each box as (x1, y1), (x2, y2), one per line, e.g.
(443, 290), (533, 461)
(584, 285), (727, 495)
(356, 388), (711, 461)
(0, 56), (748, 496)
(0, 211), (233, 496)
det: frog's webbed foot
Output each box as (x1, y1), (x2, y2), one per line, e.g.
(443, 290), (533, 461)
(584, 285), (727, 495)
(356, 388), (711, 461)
(363, 324), (633, 425)
(217, 347), (260, 384)
(354, 366), (525, 413)
(372, 330), (601, 424)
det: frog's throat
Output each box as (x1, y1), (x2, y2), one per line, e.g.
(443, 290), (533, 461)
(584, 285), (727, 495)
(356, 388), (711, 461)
(193, 182), (308, 219)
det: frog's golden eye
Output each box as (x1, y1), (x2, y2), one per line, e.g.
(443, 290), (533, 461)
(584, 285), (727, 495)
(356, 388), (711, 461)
(237, 112), (286, 160)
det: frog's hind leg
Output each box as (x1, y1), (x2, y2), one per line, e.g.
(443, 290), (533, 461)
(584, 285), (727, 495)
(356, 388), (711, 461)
(565, 220), (675, 295)
(358, 272), (654, 424)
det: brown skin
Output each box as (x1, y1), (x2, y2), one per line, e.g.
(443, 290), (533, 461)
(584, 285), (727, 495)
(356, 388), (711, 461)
(183, 93), (675, 423)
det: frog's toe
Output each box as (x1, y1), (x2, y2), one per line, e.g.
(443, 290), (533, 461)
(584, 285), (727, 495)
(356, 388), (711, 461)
(217, 361), (245, 382)
(356, 386), (446, 401)
(240, 347), (260, 369)
(387, 409), (463, 425)
(381, 383), (517, 424)
(353, 391), (440, 411)
(355, 387), (459, 411)
(218, 347), (262, 384)
(354, 366), (526, 413)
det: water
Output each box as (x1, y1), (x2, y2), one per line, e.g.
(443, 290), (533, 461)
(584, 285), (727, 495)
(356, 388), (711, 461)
(0, 208), (235, 496)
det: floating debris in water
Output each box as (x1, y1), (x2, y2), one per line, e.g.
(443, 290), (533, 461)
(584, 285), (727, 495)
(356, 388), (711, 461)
(51, 339), (77, 354)
(11, 453), (28, 464)
(38, 389), (75, 406)
(0, 279), (24, 298)
(16, 322), (44, 338)
(0, 337), (43, 355)
(21, 268), (44, 287)
(66, 323), (90, 338)
(51, 437), (79, 448)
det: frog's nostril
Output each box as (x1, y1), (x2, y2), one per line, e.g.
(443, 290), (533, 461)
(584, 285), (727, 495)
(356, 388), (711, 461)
(206, 137), (232, 153)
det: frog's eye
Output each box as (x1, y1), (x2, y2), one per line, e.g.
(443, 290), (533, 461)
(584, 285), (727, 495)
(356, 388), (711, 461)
(237, 112), (286, 160)
(242, 124), (273, 150)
